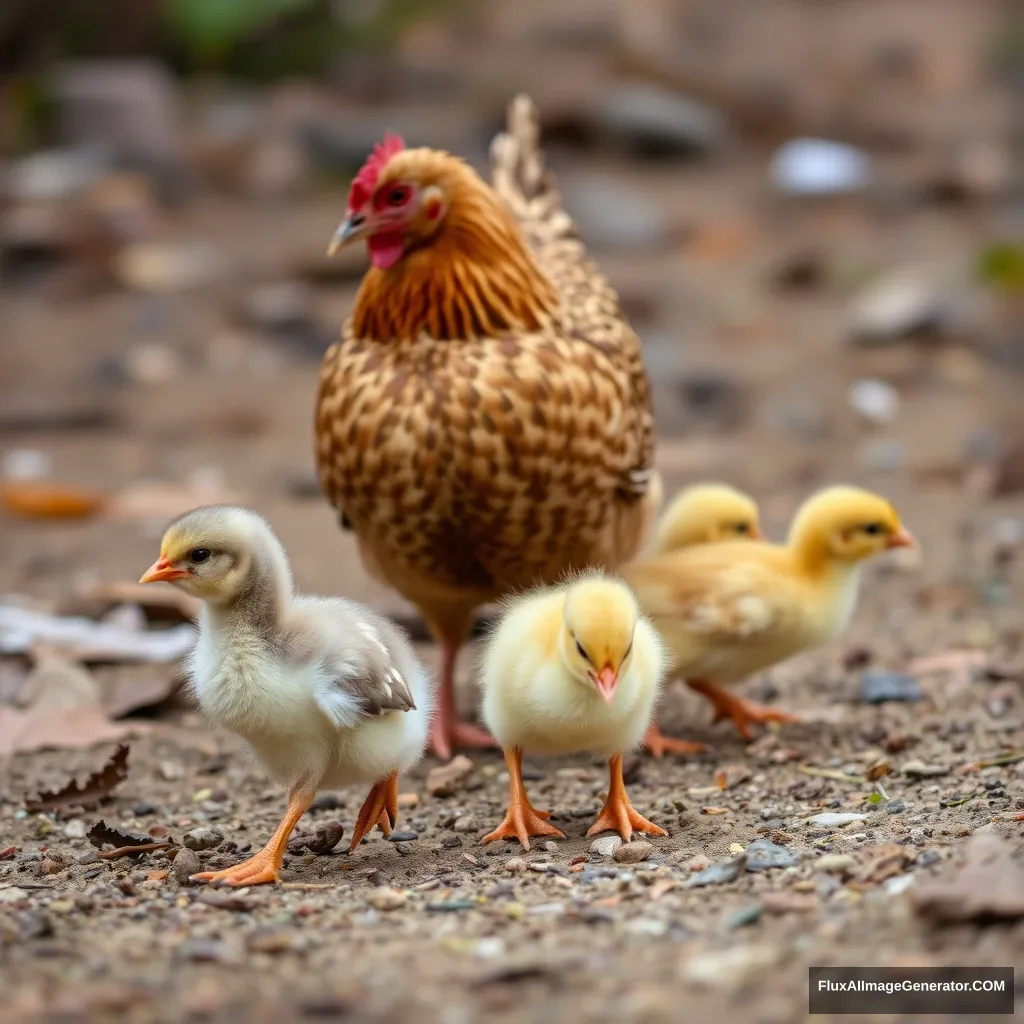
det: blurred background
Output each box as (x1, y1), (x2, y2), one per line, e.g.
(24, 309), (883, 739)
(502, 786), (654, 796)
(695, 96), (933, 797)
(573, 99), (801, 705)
(0, 0), (1021, 621)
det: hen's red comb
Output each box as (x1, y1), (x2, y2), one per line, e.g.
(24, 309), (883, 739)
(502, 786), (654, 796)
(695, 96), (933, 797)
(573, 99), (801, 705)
(348, 132), (406, 211)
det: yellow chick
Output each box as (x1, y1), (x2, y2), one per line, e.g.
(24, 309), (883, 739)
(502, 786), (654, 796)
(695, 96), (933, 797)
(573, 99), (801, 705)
(653, 482), (763, 555)
(643, 483), (763, 758)
(479, 573), (666, 850)
(622, 486), (915, 741)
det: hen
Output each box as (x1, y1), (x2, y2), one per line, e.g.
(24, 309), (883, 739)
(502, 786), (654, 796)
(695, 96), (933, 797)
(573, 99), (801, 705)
(316, 96), (658, 759)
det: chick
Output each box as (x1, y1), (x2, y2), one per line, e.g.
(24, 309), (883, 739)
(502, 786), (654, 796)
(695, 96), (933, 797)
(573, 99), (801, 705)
(140, 506), (432, 886)
(622, 486), (915, 741)
(653, 483), (763, 555)
(480, 573), (666, 849)
(643, 483), (763, 757)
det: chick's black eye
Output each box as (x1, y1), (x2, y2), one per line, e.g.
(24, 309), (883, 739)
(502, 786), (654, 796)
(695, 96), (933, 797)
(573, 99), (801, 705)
(735, 523), (750, 534)
(386, 186), (409, 206)
(862, 524), (882, 536)
(575, 638), (590, 662)
(189, 548), (211, 564)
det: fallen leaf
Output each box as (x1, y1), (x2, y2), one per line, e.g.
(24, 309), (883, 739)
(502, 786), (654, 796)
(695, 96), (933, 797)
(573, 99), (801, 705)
(702, 807), (729, 815)
(426, 755), (475, 797)
(16, 646), (101, 711)
(0, 481), (107, 519)
(97, 663), (183, 719)
(0, 847), (16, 861)
(0, 706), (148, 756)
(865, 760), (892, 781)
(25, 744), (129, 814)
(88, 820), (162, 851)
(714, 764), (752, 790)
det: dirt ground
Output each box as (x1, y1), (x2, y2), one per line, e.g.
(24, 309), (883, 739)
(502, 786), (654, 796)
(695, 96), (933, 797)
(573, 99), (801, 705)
(2, 0), (1024, 1020)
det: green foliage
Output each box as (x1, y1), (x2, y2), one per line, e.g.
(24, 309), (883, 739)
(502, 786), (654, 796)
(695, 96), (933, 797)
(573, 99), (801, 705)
(162, 0), (316, 66)
(867, 791), (882, 805)
(977, 242), (1024, 296)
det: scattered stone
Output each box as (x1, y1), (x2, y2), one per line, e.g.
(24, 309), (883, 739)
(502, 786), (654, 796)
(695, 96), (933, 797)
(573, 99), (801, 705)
(543, 842), (559, 854)
(453, 816), (478, 834)
(913, 833), (1024, 923)
(726, 902), (764, 929)
(310, 793), (343, 812)
(814, 853), (856, 875)
(7, 149), (109, 202)
(612, 840), (654, 864)
(63, 820), (87, 840)
(426, 755), (475, 797)
(744, 840), (800, 871)
(848, 379), (900, 426)
(916, 850), (941, 868)
(503, 858), (527, 872)
(183, 828), (224, 852)
(847, 269), (947, 344)
(177, 939), (230, 963)
(589, 836), (622, 859)
(287, 822), (344, 856)
(859, 670), (923, 704)
(171, 848), (201, 885)
(599, 83), (728, 157)
(801, 812), (868, 828)
(367, 888), (407, 911)
(441, 836), (462, 849)
(246, 928), (294, 954)
(900, 760), (949, 779)
(886, 800), (906, 815)
(681, 944), (780, 989)
(885, 874), (915, 896)
(388, 831), (418, 843)
(770, 138), (869, 196)
(685, 858), (744, 889)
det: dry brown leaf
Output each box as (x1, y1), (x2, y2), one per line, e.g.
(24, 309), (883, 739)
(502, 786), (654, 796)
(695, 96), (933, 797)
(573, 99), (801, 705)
(97, 663), (183, 719)
(0, 706), (148, 756)
(0, 481), (107, 520)
(24, 744), (129, 814)
(88, 820), (160, 850)
(865, 760), (892, 781)
(98, 841), (173, 860)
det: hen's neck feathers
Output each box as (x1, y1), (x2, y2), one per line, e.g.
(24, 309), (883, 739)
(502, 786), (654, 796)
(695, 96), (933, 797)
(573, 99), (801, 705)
(351, 161), (559, 343)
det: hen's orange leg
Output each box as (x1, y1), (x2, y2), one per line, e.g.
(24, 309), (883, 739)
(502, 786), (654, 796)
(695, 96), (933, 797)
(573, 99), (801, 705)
(687, 679), (800, 740)
(348, 770), (399, 851)
(428, 639), (496, 760)
(483, 748), (565, 851)
(192, 786), (313, 887)
(643, 724), (711, 759)
(587, 753), (667, 843)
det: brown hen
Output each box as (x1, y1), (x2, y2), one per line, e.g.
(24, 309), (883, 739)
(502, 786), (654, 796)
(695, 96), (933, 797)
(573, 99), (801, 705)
(316, 96), (659, 759)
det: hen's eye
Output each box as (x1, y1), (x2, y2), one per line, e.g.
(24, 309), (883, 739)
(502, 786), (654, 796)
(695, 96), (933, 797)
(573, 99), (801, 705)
(386, 186), (410, 206)
(862, 524), (882, 537)
(189, 548), (211, 564)
(735, 523), (750, 534)
(575, 638), (590, 662)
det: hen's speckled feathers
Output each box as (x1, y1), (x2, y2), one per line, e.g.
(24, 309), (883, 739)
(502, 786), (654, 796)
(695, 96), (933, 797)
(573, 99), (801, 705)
(315, 95), (656, 608)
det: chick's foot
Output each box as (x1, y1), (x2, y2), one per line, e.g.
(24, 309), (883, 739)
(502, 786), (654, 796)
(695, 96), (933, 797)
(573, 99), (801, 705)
(482, 746), (564, 850)
(643, 725), (711, 759)
(192, 788), (313, 887)
(349, 771), (399, 851)
(587, 753), (667, 843)
(687, 679), (800, 740)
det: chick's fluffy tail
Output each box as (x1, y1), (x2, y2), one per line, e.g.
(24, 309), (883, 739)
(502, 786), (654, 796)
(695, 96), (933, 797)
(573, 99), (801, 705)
(490, 94), (577, 246)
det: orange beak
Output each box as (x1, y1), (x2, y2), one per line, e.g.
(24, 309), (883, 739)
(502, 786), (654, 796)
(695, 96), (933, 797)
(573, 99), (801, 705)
(750, 525), (766, 541)
(139, 556), (187, 584)
(594, 664), (618, 703)
(886, 526), (916, 550)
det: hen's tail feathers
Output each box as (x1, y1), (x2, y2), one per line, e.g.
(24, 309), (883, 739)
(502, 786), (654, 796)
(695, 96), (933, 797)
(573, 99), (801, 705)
(490, 94), (577, 245)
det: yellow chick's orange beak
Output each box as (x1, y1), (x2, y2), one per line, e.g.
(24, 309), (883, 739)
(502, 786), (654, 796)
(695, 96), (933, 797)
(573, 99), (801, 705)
(886, 526), (916, 550)
(750, 525), (766, 541)
(594, 664), (618, 703)
(140, 556), (188, 584)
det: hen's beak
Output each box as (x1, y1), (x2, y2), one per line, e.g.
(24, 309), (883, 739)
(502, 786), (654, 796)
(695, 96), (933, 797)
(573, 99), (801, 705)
(594, 664), (618, 704)
(886, 526), (916, 549)
(140, 556), (187, 584)
(327, 211), (368, 256)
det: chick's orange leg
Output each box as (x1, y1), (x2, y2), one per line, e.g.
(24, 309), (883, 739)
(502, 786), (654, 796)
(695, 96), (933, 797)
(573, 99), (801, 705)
(482, 748), (565, 851)
(643, 724), (711, 759)
(191, 787), (313, 887)
(428, 638), (496, 761)
(587, 753), (667, 843)
(349, 770), (399, 851)
(687, 679), (800, 741)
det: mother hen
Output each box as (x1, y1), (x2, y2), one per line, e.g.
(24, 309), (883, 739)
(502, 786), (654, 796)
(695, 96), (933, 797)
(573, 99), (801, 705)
(316, 95), (659, 759)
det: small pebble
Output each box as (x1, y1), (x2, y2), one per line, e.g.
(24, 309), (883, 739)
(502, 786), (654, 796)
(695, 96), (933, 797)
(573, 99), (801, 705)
(859, 670), (923, 705)
(900, 760), (948, 778)
(589, 836), (622, 858)
(452, 816), (477, 834)
(813, 853), (856, 874)
(172, 848), (201, 885)
(886, 800), (906, 814)
(367, 888), (406, 911)
(848, 379), (900, 426)
(310, 793), (343, 812)
(543, 842), (559, 854)
(613, 840), (654, 864)
(916, 849), (941, 868)
(503, 857), (527, 872)
(177, 939), (230, 963)
(441, 836), (462, 849)
(388, 831), (418, 843)
(63, 820), (87, 839)
(183, 827), (224, 852)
